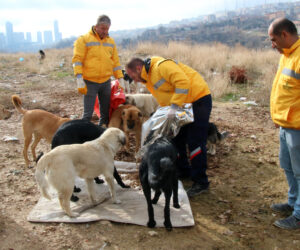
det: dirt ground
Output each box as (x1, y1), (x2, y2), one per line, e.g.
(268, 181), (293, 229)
(1, 67), (300, 250)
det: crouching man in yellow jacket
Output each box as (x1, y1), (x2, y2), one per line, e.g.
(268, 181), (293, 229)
(126, 56), (212, 197)
(268, 18), (300, 230)
(72, 15), (125, 127)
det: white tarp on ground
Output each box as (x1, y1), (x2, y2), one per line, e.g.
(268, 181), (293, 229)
(27, 161), (195, 227)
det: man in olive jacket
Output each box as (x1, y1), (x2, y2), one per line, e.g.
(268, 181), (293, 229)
(72, 15), (125, 127)
(126, 57), (212, 197)
(268, 18), (300, 230)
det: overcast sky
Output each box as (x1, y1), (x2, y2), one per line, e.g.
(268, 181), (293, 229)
(0, 0), (296, 40)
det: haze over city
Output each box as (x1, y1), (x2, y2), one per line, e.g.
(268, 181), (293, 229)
(0, 0), (299, 52)
(0, 0), (297, 39)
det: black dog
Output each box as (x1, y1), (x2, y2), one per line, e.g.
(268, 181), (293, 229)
(39, 50), (45, 60)
(51, 119), (130, 202)
(139, 137), (180, 231)
(207, 122), (229, 155)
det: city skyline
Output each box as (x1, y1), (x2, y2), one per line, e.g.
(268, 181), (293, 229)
(0, 0), (297, 39)
(0, 20), (63, 52)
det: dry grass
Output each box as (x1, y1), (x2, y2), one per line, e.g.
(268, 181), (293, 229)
(0, 48), (73, 75)
(126, 41), (280, 104)
(0, 42), (280, 107)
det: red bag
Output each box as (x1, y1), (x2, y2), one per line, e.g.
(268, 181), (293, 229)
(94, 79), (126, 119)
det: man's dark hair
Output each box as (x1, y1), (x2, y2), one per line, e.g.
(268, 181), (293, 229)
(126, 58), (144, 70)
(272, 18), (298, 36)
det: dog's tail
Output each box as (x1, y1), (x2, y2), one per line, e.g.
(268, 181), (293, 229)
(160, 157), (173, 171)
(149, 157), (173, 187)
(11, 95), (27, 114)
(35, 155), (51, 200)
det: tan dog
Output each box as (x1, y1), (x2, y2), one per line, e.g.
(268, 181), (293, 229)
(109, 104), (143, 153)
(35, 127), (126, 217)
(11, 95), (70, 167)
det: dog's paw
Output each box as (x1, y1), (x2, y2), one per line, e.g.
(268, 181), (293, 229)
(147, 220), (156, 228)
(164, 221), (173, 231)
(73, 186), (81, 193)
(70, 195), (79, 202)
(69, 212), (80, 218)
(173, 203), (181, 209)
(113, 199), (121, 204)
(151, 198), (158, 204)
(94, 177), (104, 184)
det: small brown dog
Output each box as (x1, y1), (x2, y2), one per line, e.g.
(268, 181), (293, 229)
(108, 104), (143, 153)
(11, 95), (70, 167)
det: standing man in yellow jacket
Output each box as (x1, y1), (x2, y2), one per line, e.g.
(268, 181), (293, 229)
(268, 18), (300, 230)
(126, 57), (212, 197)
(72, 15), (126, 127)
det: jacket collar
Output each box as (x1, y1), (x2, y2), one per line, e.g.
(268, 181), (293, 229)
(141, 66), (148, 82)
(91, 26), (110, 39)
(282, 37), (300, 56)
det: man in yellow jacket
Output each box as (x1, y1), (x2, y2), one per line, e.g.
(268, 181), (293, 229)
(72, 15), (126, 127)
(268, 18), (300, 230)
(126, 57), (212, 197)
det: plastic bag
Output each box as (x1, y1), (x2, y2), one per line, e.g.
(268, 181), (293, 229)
(94, 79), (125, 119)
(140, 104), (194, 155)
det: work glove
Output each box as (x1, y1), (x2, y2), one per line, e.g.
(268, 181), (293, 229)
(118, 78), (125, 90)
(167, 104), (179, 120)
(76, 74), (87, 95)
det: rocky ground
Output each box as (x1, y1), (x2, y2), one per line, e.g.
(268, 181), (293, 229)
(0, 63), (300, 250)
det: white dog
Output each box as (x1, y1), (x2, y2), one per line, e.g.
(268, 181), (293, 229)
(35, 127), (126, 217)
(125, 93), (159, 117)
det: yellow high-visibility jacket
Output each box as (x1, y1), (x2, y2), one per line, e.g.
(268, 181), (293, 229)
(72, 26), (123, 84)
(270, 38), (300, 129)
(140, 56), (211, 107)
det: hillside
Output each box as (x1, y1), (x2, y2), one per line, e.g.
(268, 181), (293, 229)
(0, 46), (300, 249)
(120, 16), (270, 49)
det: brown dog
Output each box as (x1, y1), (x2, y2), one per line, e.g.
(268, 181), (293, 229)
(11, 95), (70, 167)
(108, 104), (143, 153)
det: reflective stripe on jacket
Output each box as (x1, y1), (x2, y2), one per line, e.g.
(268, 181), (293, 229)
(270, 38), (300, 129)
(72, 26), (123, 84)
(140, 56), (211, 107)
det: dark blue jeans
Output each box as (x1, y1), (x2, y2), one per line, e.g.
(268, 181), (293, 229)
(172, 94), (212, 186)
(279, 127), (300, 219)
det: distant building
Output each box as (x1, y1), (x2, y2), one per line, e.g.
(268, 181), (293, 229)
(204, 14), (217, 22)
(43, 30), (53, 44)
(0, 33), (5, 50)
(14, 32), (25, 43)
(54, 20), (62, 42)
(26, 32), (32, 42)
(265, 11), (286, 20)
(37, 31), (42, 44)
(5, 21), (14, 45)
